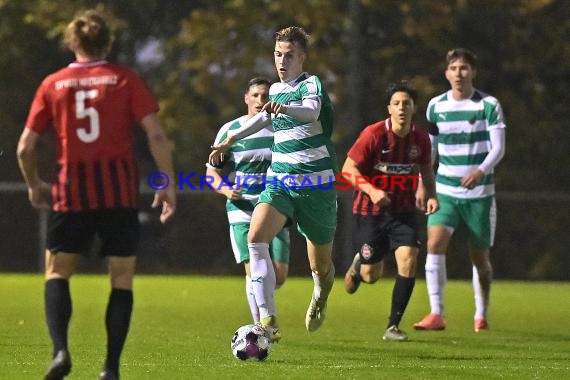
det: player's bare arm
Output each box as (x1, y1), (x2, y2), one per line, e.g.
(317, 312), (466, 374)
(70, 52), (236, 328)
(140, 113), (176, 223)
(415, 181), (426, 211)
(209, 135), (236, 166)
(17, 128), (51, 209)
(341, 156), (390, 206)
(205, 166), (243, 200)
(419, 163), (439, 215)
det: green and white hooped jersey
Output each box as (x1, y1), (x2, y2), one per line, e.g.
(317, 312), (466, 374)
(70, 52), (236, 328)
(427, 89), (506, 199)
(211, 115), (273, 224)
(268, 73), (336, 186)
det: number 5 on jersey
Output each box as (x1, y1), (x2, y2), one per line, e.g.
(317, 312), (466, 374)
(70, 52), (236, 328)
(76, 89), (100, 143)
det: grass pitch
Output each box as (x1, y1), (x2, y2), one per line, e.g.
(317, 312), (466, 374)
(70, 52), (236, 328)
(1, 274), (569, 379)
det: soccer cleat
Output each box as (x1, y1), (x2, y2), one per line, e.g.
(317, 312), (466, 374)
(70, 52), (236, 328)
(413, 313), (447, 331)
(474, 318), (489, 332)
(382, 325), (409, 341)
(44, 350), (71, 380)
(259, 315), (282, 343)
(99, 369), (119, 380)
(305, 295), (328, 332)
(264, 325), (282, 343)
(306, 266), (335, 332)
(344, 253), (362, 294)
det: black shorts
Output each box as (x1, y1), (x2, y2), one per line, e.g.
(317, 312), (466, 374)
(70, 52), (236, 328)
(47, 208), (140, 257)
(351, 212), (420, 264)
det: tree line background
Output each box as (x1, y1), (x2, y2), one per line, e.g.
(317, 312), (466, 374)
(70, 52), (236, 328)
(1, 0), (569, 280)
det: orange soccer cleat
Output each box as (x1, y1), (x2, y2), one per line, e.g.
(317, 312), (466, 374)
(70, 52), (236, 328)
(474, 318), (489, 332)
(413, 313), (447, 330)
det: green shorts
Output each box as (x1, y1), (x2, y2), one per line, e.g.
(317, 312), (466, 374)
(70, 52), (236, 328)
(230, 223), (290, 264)
(258, 181), (337, 245)
(428, 193), (496, 249)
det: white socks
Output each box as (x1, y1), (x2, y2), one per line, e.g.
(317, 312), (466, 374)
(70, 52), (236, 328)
(424, 253), (446, 315)
(245, 275), (260, 323)
(311, 264), (335, 300)
(425, 253), (492, 319)
(473, 264), (492, 320)
(248, 243), (276, 318)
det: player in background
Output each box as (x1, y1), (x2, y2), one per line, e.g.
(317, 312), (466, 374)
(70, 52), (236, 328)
(413, 48), (506, 332)
(341, 82), (439, 341)
(17, 10), (176, 380)
(206, 77), (290, 333)
(210, 26), (337, 339)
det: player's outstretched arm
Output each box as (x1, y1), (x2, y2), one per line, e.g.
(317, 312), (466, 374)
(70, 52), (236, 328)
(209, 110), (271, 166)
(265, 97), (321, 122)
(209, 135), (235, 166)
(228, 109), (271, 141)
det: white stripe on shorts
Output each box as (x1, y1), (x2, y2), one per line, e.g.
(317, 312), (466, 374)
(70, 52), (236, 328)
(489, 197), (497, 247)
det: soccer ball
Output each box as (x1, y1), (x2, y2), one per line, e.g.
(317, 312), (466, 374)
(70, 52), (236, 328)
(230, 324), (272, 361)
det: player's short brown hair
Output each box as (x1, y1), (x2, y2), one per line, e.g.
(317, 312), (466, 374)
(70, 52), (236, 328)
(274, 26), (310, 51)
(446, 48), (477, 68)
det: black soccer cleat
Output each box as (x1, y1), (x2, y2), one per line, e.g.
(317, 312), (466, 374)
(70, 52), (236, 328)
(44, 350), (71, 380)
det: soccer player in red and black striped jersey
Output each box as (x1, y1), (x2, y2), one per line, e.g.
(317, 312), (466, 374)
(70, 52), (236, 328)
(17, 10), (175, 380)
(340, 81), (438, 341)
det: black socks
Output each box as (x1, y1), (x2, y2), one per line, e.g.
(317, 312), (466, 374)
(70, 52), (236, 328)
(104, 288), (133, 374)
(45, 280), (133, 376)
(45, 279), (72, 355)
(388, 275), (415, 328)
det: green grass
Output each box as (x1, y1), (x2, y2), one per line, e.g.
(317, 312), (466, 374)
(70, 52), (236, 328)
(1, 274), (569, 379)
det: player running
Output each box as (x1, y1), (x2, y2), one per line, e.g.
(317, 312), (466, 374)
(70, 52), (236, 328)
(210, 26), (337, 340)
(341, 81), (439, 341)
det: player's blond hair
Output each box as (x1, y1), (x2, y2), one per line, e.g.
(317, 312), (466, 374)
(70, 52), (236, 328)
(64, 10), (113, 58)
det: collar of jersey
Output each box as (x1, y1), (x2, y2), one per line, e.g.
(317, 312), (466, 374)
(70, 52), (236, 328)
(68, 60), (108, 68)
(283, 72), (308, 86)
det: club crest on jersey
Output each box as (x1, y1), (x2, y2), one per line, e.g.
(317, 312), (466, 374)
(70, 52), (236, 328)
(407, 145), (420, 160)
(272, 117), (295, 131)
(360, 244), (373, 260)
